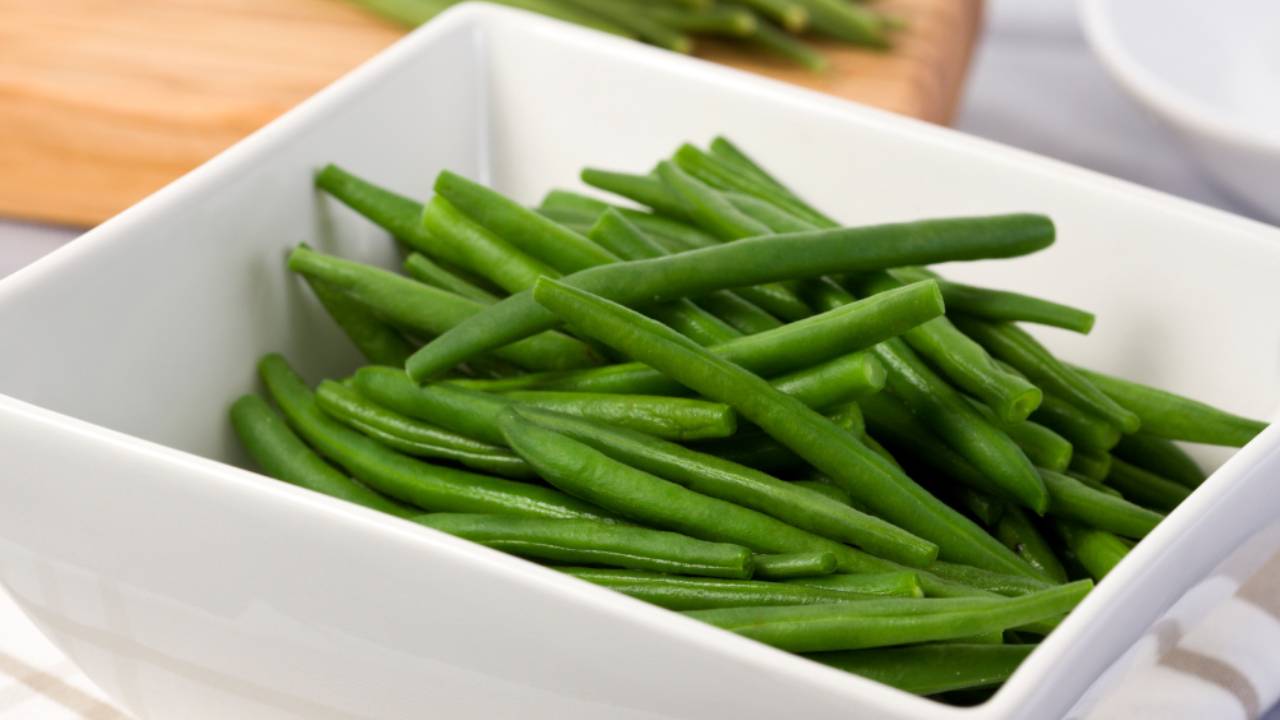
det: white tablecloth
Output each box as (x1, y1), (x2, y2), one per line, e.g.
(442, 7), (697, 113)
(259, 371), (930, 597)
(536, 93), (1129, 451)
(1, 0), (1275, 717)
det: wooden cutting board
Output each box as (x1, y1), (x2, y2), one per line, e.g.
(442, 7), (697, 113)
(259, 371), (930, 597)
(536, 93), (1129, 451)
(0, 0), (982, 227)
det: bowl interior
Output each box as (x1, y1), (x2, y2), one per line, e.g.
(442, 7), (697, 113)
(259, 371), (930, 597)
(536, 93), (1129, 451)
(1090, 0), (1280, 143)
(1, 7), (1280, 720)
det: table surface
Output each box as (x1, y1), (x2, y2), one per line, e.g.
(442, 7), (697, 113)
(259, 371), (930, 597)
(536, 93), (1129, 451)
(1, 0), (1275, 717)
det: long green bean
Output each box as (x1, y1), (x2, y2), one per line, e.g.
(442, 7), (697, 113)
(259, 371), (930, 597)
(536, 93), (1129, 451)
(891, 267), (1095, 334)
(405, 213), (1054, 380)
(924, 561), (1052, 597)
(230, 394), (416, 517)
(1031, 393), (1122, 453)
(559, 568), (876, 610)
(1057, 522), (1129, 581)
(419, 196), (560, 294)
(966, 398), (1072, 472)
(1113, 433), (1205, 488)
(501, 391), (737, 441)
(754, 552), (838, 579)
(994, 506), (1068, 584)
(314, 164), (433, 249)
(807, 644), (1036, 696)
(1106, 458), (1191, 513)
(529, 277), (1038, 578)
(416, 514), (754, 577)
(302, 274), (414, 367)
(784, 572), (924, 598)
(402, 253), (500, 304)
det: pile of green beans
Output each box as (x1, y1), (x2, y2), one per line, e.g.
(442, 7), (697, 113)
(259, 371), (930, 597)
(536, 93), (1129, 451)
(230, 136), (1270, 702)
(344, 0), (903, 72)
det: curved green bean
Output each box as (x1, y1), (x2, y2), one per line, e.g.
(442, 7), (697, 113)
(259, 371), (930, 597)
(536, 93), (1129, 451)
(559, 568), (876, 610)
(259, 354), (612, 520)
(530, 277), (1037, 578)
(314, 380), (533, 479)
(892, 267), (1095, 334)
(807, 643), (1036, 696)
(1113, 432), (1205, 489)
(685, 580), (1091, 652)
(1038, 469), (1162, 539)
(753, 552), (838, 579)
(784, 572), (924, 598)
(1074, 366), (1268, 447)
(417, 513), (759, 577)
(1106, 458), (1191, 513)
(288, 245), (599, 372)
(230, 394), (415, 517)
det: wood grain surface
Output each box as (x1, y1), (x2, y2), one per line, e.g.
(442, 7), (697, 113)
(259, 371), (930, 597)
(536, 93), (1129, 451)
(0, 0), (982, 227)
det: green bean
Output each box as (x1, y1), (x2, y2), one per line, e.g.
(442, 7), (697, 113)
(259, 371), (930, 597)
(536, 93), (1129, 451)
(754, 552), (838, 579)
(790, 480), (853, 506)
(581, 168), (692, 219)
(1038, 469), (1162, 539)
(530, 277), (1037, 578)
(995, 506), (1068, 584)
(650, 5), (757, 35)
(405, 213), (1054, 380)
(697, 402), (868, 473)
(1068, 449), (1112, 482)
(862, 392), (1162, 538)
(562, 0), (696, 51)
(792, 0), (890, 48)
(502, 391), (736, 441)
(861, 434), (901, 468)
(403, 253), (500, 304)
(1031, 393), (1122, 453)
(435, 170), (617, 274)
(966, 398), (1072, 472)
(314, 164), (433, 249)
(258, 355), (613, 520)
(854, 272), (1042, 423)
(1074, 367), (1268, 447)
(955, 320), (1140, 433)
(314, 380), (533, 479)
(733, 0), (807, 31)
(785, 572), (923, 598)
(559, 568), (873, 610)
(1107, 458), (1191, 513)
(510, 405), (940, 567)
(724, 191), (815, 233)
(708, 136), (792, 190)
(656, 162), (812, 321)
(288, 246), (600, 372)
(924, 561), (1052, 597)
(1113, 433), (1205, 489)
(685, 580), (1091, 652)
(672, 144), (833, 227)
(587, 210), (741, 345)
(230, 394), (416, 517)
(302, 274), (414, 367)
(1057, 522), (1129, 581)
(958, 488), (1005, 527)
(446, 280), (943, 395)
(541, 189), (724, 251)
(892, 267), (1095, 334)
(769, 352), (885, 409)
(419, 195), (563, 294)
(416, 514), (753, 577)
(807, 644), (1036, 696)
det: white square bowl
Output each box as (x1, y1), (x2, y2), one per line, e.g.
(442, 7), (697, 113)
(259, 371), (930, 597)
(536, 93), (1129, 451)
(1, 5), (1279, 719)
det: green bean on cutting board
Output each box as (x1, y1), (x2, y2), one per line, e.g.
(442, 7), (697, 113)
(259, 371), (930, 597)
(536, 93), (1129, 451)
(228, 136), (1273, 702)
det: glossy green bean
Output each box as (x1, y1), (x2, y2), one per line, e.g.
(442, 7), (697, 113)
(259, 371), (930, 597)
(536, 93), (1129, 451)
(502, 391), (736, 441)
(708, 136), (793, 191)
(855, 272), (1042, 423)
(671, 143), (833, 226)
(769, 352), (885, 409)
(419, 195), (560, 294)
(314, 164), (433, 249)
(1106, 458), (1191, 513)
(966, 398), (1072, 472)
(891, 267), (1095, 334)
(530, 277), (1037, 578)
(445, 280), (941, 396)
(784, 572), (924, 598)
(403, 252), (500, 304)
(994, 506), (1068, 584)
(924, 561), (1052, 597)
(685, 580), (1091, 652)
(723, 190), (815, 234)
(754, 552), (838, 579)
(417, 514), (753, 577)
(303, 274), (414, 367)
(258, 355), (612, 520)
(559, 568), (875, 610)
(314, 380), (533, 479)
(580, 168), (691, 219)
(1057, 522), (1129, 581)
(955, 319), (1140, 433)
(435, 170), (617, 274)
(509, 405), (940, 566)
(1038, 469), (1162, 539)
(405, 213), (1053, 380)
(807, 643), (1036, 696)
(230, 394), (415, 517)
(1074, 367), (1268, 447)
(1113, 433), (1205, 489)
(1068, 449), (1112, 482)
(1031, 393), (1122, 453)
(790, 480), (853, 506)
(288, 245), (599, 372)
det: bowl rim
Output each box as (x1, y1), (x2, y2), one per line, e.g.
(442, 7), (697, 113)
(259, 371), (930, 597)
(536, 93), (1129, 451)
(1079, 0), (1280, 154)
